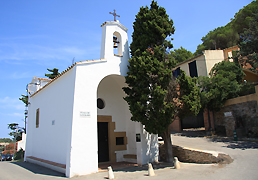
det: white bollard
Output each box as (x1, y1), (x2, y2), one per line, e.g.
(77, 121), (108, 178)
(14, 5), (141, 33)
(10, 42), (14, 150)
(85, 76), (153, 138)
(174, 157), (180, 169)
(148, 163), (155, 176)
(108, 166), (114, 179)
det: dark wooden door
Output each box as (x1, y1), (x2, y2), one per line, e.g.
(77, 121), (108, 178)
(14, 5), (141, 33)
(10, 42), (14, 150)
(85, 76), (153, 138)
(97, 122), (109, 162)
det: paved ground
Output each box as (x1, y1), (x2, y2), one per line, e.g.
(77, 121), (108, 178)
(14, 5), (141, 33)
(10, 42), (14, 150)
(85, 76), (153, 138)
(0, 134), (258, 180)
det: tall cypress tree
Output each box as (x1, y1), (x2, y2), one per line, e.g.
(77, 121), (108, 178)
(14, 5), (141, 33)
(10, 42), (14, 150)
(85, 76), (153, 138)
(123, 1), (176, 162)
(124, 0), (201, 163)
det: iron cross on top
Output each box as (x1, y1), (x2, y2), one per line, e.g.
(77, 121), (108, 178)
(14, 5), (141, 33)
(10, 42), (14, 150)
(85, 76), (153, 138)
(109, 9), (120, 21)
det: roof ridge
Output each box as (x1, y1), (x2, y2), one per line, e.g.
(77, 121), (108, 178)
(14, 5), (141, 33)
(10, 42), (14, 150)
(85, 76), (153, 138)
(33, 77), (52, 81)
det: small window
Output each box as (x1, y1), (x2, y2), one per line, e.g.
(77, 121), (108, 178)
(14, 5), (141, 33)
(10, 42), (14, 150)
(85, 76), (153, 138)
(97, 98), (105, 109)
(174, 67), (181, 78)
(116, 137), (124, 145)
(36, 108), (39, 128)
(136, 134), (141, 142)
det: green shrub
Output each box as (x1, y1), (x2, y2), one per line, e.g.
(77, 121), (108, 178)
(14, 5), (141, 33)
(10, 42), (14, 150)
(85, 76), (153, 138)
(238, 82), (256, 97)
(14, 148), (24, 160)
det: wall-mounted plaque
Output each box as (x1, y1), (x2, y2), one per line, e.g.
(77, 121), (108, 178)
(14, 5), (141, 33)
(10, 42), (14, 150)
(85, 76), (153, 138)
(224, 112), (232, 117)
(80, 111), (91, 118)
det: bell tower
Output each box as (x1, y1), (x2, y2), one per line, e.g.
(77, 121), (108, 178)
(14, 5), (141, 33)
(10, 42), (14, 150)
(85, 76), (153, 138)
(100, 19), (129, 61)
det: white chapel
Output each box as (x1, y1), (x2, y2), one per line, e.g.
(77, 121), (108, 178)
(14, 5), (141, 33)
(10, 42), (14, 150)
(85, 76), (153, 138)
(24, 19), (159, 178)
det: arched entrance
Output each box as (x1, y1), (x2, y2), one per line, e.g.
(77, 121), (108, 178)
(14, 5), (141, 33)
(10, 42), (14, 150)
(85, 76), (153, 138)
(96, 75), (131, 163)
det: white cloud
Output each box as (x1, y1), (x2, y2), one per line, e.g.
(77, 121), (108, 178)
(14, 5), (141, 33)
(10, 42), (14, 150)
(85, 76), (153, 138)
(0, 35), (47, 41)
(6, 112), (24, 117)
(9, 72), (32, 79)
(0, 97), (11, 103)
(0, 43), (100, 63)
(60, 47), (87, 56)
(0, 97), (25, 110)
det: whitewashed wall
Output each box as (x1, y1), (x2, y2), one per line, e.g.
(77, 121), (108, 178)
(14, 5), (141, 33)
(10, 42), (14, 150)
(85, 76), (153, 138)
(66, 21), (130, 177)
(17, 133), (26, 151)
(203, 50), (224, 76)
(195, 55), (207, 77)
(175, 50), (224, 78)
(67, 60), (130, 177)
(179, 62), (190, 76)
(28, 78), (51, 95)
(135, 123), (159, 165)
(25, 69), (76, 166)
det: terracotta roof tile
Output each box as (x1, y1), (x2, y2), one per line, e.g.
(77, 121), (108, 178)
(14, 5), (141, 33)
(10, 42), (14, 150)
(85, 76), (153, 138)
(33, 77), (52, 81)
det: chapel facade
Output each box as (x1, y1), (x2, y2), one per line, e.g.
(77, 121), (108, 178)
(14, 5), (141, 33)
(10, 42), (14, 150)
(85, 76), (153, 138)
(25, 20), (158, 178)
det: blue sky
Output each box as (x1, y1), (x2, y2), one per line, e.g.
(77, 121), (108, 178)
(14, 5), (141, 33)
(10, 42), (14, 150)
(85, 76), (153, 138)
(0, 0), (253, 138)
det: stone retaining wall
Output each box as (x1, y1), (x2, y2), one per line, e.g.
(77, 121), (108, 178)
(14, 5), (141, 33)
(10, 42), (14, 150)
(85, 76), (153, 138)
(214, 101), (258, 138)
(159, 144), (233, 164)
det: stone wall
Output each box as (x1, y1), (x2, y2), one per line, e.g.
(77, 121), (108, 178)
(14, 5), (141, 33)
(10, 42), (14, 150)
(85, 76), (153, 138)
(173, 145), (219, 163)
(159, 144), (232, 164)
(214, 101), (258, 138)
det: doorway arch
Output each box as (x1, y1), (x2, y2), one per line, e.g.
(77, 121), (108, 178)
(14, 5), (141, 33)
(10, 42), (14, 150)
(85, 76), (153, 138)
(97, 74), (130, 163)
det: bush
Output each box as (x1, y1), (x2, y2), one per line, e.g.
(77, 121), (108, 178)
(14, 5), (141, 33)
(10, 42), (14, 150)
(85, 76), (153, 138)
(238, 82), (256, 97)
(14, 148), (24, 160)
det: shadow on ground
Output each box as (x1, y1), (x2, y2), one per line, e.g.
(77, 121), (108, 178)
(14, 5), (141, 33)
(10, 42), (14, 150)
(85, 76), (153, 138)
(208, 138), (258, 150)
(112, 162), (174, 172)
(12, 161), (174, 177)
(11, 161), (65, 177)
(171, 129), (207, 138)
(172, 128), (258, 150)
